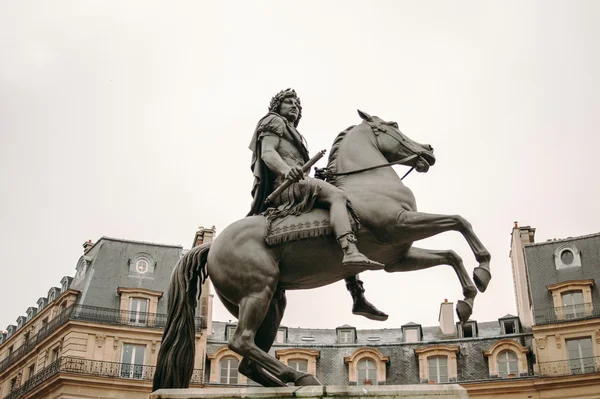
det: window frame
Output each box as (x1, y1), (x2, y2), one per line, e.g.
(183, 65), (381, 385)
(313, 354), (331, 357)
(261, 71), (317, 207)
(415, 345), (458, 384)
(344, 347), (389, 385)
(427, 355), (449, 383)
(483, 339), (529, 378)
(120, 343), (146, 379)
(219, 356), (240, 384)
(497, 350), (519, 378)
(357, 357), (378, 386)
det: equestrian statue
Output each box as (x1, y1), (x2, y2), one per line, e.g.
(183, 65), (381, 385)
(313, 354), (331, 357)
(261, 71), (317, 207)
(153, 88), (492, 389)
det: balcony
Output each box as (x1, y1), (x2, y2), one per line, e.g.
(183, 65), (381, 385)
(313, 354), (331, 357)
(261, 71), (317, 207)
(3, 356), (204, 399)
(0, 305), (205, 374)
(533, 302), (599, 325)
(538, 356), (600, 377)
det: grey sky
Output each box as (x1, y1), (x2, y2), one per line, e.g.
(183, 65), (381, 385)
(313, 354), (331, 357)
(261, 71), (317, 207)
(1, 1), (599, 331)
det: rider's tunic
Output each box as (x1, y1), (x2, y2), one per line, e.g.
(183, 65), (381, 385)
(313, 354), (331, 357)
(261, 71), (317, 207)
(248, 113), (321, 218)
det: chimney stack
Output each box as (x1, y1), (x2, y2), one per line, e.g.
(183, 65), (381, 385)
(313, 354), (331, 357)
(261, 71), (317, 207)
(82, 239), (94, 254)
(193, 225), (217, 247)
(438, 299), (456, 335)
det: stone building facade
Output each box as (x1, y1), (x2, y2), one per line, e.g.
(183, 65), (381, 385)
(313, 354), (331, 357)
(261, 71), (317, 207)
(0, 228), (215, 399)
(2, 224), (600, 399)
(204, 224), (600, 398)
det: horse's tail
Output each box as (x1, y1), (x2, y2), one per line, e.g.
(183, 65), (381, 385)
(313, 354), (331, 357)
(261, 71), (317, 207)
(153, 242), (211, 391)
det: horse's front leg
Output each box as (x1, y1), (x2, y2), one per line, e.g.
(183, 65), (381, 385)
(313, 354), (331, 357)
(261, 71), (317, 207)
(394, 210), (491, 292)
(385, 247), (477, 323)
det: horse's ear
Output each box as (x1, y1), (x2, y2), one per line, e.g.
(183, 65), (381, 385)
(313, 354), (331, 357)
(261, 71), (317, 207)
(357, 109), (373, 121)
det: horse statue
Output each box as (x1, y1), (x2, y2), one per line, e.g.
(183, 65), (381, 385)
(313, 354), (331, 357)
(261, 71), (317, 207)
(152, 110), (491, 389)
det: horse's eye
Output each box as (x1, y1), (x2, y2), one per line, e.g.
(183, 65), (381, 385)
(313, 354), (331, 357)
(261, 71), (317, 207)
(391, 122), (399, 129)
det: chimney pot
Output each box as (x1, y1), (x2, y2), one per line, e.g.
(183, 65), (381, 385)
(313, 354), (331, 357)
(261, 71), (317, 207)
(514, 221), (518, 228)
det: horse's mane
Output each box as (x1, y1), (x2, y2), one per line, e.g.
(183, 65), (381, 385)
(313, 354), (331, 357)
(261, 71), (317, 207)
(326, 125), (356, 184)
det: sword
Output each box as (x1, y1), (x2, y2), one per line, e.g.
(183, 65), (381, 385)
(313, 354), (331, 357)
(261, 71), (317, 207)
(265, 149), (327, 205)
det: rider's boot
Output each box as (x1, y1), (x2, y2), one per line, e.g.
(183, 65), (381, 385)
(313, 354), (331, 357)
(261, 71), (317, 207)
(346, 276), (388, 321)
(337, 232), (385, 270)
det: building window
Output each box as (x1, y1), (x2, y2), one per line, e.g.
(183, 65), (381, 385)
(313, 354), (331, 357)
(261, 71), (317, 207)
(458, 321), (478, 338)
(357, 358), (378, 385)
(51, 347), (60, 362)
(339, 330), (354, 343)
(344, 347), (389, 385)
(567, 337), (594, 374)
(129, 298), (149, 324)
(428, 356), (448, 383)
(275, 328), (286, 344)
(501, 319), (518, 335)
(226, 325), (237, 340)
(135, 259), (149, 274)
(404, 328), (419, 342)
(27, 364), (35, 380)
(121, 344), (145, 379)
(554, 246), (581, 269)
(288, 359), (308, 372)
(207, 346), (247, 384)
(8, 346), (14, 356)
(483, 339), (529, 378)
(497, 350), (518, 378)
(219, 356), (239, 384)
(562, 291), (585, 318)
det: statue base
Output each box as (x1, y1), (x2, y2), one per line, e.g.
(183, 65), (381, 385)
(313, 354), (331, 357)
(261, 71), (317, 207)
(150, 385), (468, 399)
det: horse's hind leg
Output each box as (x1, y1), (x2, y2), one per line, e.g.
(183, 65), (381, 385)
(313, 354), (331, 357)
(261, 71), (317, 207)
(385, 247), (477, 324)
(228, 289), (321, 386)
(395, 210), (492, 292)
(238, 289), (290, 387)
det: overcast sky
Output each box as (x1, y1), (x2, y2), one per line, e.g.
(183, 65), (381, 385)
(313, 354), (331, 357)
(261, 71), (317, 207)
(1, 1), (599, 332)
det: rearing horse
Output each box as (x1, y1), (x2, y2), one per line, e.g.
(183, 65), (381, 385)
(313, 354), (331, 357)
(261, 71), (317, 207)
(153, 110), (491, 389)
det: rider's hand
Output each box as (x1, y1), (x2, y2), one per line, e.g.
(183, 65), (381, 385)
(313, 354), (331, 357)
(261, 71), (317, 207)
(285, 166), (304, 182)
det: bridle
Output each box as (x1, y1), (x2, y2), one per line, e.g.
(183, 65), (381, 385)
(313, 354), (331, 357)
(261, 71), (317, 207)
(316, 120), (427, 181)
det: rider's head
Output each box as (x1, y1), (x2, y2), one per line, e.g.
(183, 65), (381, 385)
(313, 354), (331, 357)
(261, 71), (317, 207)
(269, 88), (302, 127)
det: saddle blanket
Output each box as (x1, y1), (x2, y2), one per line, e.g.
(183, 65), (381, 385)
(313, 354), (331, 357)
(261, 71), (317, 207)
(264, 209), (358, 246)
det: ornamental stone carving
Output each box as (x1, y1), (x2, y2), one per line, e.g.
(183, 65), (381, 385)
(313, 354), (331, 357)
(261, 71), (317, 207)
(535, 337), (546, 350)
(555, 333), (561, 349)
(96, 335), (106, 348)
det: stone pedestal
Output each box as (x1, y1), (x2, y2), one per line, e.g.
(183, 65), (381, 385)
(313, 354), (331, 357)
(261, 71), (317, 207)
(151, 385), (468, 399)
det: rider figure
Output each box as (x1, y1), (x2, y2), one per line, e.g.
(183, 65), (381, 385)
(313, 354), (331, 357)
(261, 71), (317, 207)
(248, 88), (388, 321)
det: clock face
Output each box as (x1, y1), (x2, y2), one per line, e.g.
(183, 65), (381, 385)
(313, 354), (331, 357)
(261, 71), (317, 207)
(136, 259), (148, 274)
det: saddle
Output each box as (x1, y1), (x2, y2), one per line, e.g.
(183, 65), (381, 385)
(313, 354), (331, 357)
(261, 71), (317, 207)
(264, 208), (358, 246)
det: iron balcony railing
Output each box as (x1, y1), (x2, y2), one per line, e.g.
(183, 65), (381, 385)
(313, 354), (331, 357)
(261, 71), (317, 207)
(533, 302), (599, 325)
(3, 356), (203, 399)
(0, 304), (205, 374)
(538, 355), (600, 377)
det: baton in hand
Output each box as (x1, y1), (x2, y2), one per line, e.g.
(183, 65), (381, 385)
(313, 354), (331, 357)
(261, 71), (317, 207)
(265, 149), (327, 205)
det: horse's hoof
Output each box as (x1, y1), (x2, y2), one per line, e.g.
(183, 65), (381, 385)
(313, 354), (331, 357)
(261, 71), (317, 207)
(456, 300), (473, 324)
(473, 265), (491, 293)
(294, 374), (322, 386)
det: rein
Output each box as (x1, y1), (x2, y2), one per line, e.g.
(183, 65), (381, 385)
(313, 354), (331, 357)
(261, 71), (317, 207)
(317, 121), (424, 181)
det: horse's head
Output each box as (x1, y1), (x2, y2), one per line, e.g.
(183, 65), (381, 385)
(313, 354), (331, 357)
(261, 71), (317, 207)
(358, 110), (436, 173)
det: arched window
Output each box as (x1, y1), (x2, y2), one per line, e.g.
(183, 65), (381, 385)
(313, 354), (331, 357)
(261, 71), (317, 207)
(219, 356), (239, 384)
(497, 350), (518, 378)
(427, 355), (448, 383)
(357, 358), (378, 386)
(288, 359), (308, 372)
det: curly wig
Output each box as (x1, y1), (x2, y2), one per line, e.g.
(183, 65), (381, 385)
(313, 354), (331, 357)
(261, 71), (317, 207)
(268, 88), (302, 126)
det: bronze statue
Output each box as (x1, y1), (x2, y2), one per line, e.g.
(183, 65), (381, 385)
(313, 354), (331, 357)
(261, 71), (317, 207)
(153, 90), (492, 389)
(248, 88), (387, 321)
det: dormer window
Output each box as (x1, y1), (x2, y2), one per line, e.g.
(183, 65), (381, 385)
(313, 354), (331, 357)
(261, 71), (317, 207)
(499, 315), (520, 335)
(275, 327), (287, 344)
(129, 253), (155, 277)
(336, 325), (356, 344)
(60, 276), (72, 292)
(17, 316), (26, 329)
(457, 320), (478, 338)
(554, 246), (581, 270)
(402, 322), (423, 343)
(37, 298), (47, 311)
(226, 325), (237, 340)
(26, 307), (37, 321)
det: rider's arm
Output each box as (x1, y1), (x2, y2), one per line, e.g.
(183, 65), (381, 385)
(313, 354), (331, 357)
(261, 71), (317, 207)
(261, 136), (303, 182)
